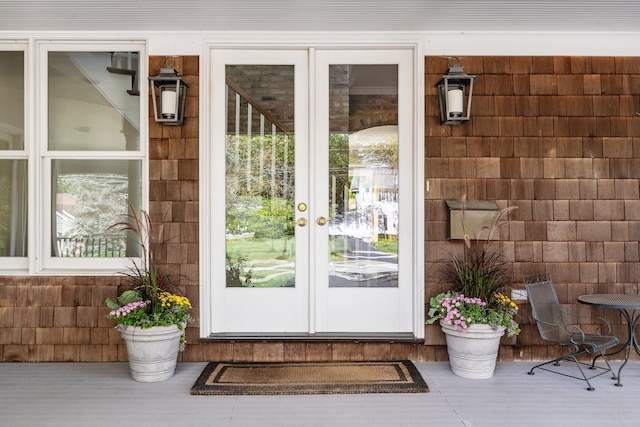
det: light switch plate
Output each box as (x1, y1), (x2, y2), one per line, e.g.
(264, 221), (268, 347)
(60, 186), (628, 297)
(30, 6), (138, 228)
(511, 289), (528, 300)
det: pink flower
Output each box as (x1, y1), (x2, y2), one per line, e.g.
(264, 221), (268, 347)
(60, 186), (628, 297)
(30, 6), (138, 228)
(109, 300), (150, 318)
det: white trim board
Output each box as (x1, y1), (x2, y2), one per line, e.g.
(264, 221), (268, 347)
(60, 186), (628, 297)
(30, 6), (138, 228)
(1, 32), (640, 56)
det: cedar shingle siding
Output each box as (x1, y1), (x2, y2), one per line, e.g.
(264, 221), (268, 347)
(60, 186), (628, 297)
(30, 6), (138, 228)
(425, 56), (640, 363)
(1, 55), (639, 362)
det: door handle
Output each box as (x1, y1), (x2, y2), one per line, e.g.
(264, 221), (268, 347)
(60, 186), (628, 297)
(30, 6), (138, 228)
(296, 218), (308, 227)
(316, 216), (328, 226)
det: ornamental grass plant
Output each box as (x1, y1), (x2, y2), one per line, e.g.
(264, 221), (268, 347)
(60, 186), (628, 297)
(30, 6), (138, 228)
(105, 208), (192, 350)
(427, 200), (520, 337)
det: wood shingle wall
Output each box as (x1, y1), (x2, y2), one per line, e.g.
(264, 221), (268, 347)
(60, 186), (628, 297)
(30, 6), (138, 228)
(425, 56), (640, 362)
(1, 55), (639, 362)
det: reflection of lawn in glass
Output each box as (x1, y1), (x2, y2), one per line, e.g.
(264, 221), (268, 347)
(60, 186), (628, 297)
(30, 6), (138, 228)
(227, 237), (294, 287)
(250, 272), (295, 288)
(372, 237), (398, 255)
(330, 236), (348, 261)
(227, 236), (397, 287)
(330, 236), (398, 260)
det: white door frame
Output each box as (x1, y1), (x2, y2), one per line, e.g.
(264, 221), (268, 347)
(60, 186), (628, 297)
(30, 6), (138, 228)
(200, 38), (424, 340)
(313, 49), (415, 334)
(208, 49), (310, 334)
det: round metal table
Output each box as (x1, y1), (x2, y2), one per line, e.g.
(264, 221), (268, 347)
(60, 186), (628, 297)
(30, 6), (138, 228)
(578, 294), (640, 386)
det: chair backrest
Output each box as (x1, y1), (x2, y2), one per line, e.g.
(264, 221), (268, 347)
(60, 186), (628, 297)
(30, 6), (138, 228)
(523, 273), (571, 343)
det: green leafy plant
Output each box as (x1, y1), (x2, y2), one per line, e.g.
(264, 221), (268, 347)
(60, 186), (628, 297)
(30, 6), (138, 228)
(226, 253), (253, 287)
(105, 208), (192, 350)
(428, 291), (520, 337)
(427, 200), (520, 337)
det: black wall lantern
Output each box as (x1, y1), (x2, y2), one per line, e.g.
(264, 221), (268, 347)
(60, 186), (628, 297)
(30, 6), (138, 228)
(435, 57), (476, 125)
(149, 57), (189, 126)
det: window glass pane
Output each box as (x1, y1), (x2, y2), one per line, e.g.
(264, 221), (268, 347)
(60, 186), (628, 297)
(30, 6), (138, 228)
(52, 159), (142, 257)
(48, 52), (140, 151)
(0, 51), (24, 150)
(0, 160), (28, 256)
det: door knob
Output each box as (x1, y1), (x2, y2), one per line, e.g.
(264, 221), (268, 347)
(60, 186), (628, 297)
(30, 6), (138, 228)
(296, 218), (308, 227)
(316, 216), (328, 226)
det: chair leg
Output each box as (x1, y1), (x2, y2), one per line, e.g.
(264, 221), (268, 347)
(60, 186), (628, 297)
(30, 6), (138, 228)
(569, 355), (595, 391)
(596, 353), (617, 380)
(528, 354), (574, 376)
(528, 351), (615, 391)
(589, 353), (602, 368)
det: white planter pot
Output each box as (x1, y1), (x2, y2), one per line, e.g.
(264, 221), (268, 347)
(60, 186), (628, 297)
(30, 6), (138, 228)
(440, 321), (505, 379)
(120, 324), (183, 382)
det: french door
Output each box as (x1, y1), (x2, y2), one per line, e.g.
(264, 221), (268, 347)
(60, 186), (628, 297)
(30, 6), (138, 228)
(205, 47), (420, 338)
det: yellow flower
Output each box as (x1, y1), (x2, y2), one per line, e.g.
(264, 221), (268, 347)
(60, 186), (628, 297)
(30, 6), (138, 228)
(494, 292), (519, 312)
(156, 291), (191, 309)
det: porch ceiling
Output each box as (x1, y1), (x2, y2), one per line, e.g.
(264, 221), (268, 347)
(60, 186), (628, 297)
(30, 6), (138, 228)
(1, 0), (639, 33)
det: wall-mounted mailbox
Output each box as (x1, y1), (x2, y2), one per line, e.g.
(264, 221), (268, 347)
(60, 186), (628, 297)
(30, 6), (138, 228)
(446, 200), (501, 240)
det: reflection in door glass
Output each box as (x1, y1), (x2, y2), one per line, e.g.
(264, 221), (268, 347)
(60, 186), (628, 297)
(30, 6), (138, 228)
(225, 65), (296, 288)
(328, 65), (398, 288)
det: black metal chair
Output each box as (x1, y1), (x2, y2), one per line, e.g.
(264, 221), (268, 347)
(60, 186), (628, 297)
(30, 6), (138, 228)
(523, 273), (619, 391)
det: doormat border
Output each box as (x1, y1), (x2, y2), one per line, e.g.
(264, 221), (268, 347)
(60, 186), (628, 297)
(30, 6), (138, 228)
(190, 360), (428, 395)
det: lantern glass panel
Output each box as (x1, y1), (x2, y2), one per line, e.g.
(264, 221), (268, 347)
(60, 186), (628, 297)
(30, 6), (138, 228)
(159, 86), (178, 119)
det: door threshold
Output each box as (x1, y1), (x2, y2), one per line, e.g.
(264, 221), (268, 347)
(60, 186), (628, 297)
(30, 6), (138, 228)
(202, 332), (420, 343)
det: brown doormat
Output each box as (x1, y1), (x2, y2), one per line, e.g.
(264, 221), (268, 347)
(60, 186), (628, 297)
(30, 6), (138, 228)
(190, 360), (428, 395)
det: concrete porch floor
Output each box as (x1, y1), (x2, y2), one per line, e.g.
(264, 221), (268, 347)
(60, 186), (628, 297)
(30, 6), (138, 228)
(1, 361), (639, 427)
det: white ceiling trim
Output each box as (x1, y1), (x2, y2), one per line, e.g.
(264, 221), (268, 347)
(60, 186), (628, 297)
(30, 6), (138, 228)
(1, 0), (640, 33)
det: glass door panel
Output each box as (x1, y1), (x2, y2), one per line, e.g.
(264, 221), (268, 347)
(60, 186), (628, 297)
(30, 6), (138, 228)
(225, 65), (296, 288)
(314, 50), (414, 334)
(210, 50), (309, 334)
(328, 64), (399, 288)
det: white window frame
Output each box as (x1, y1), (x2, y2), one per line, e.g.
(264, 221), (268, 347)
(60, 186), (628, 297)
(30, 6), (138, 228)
(0, 40), (148, 275)
(0, 42), (29, 272)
